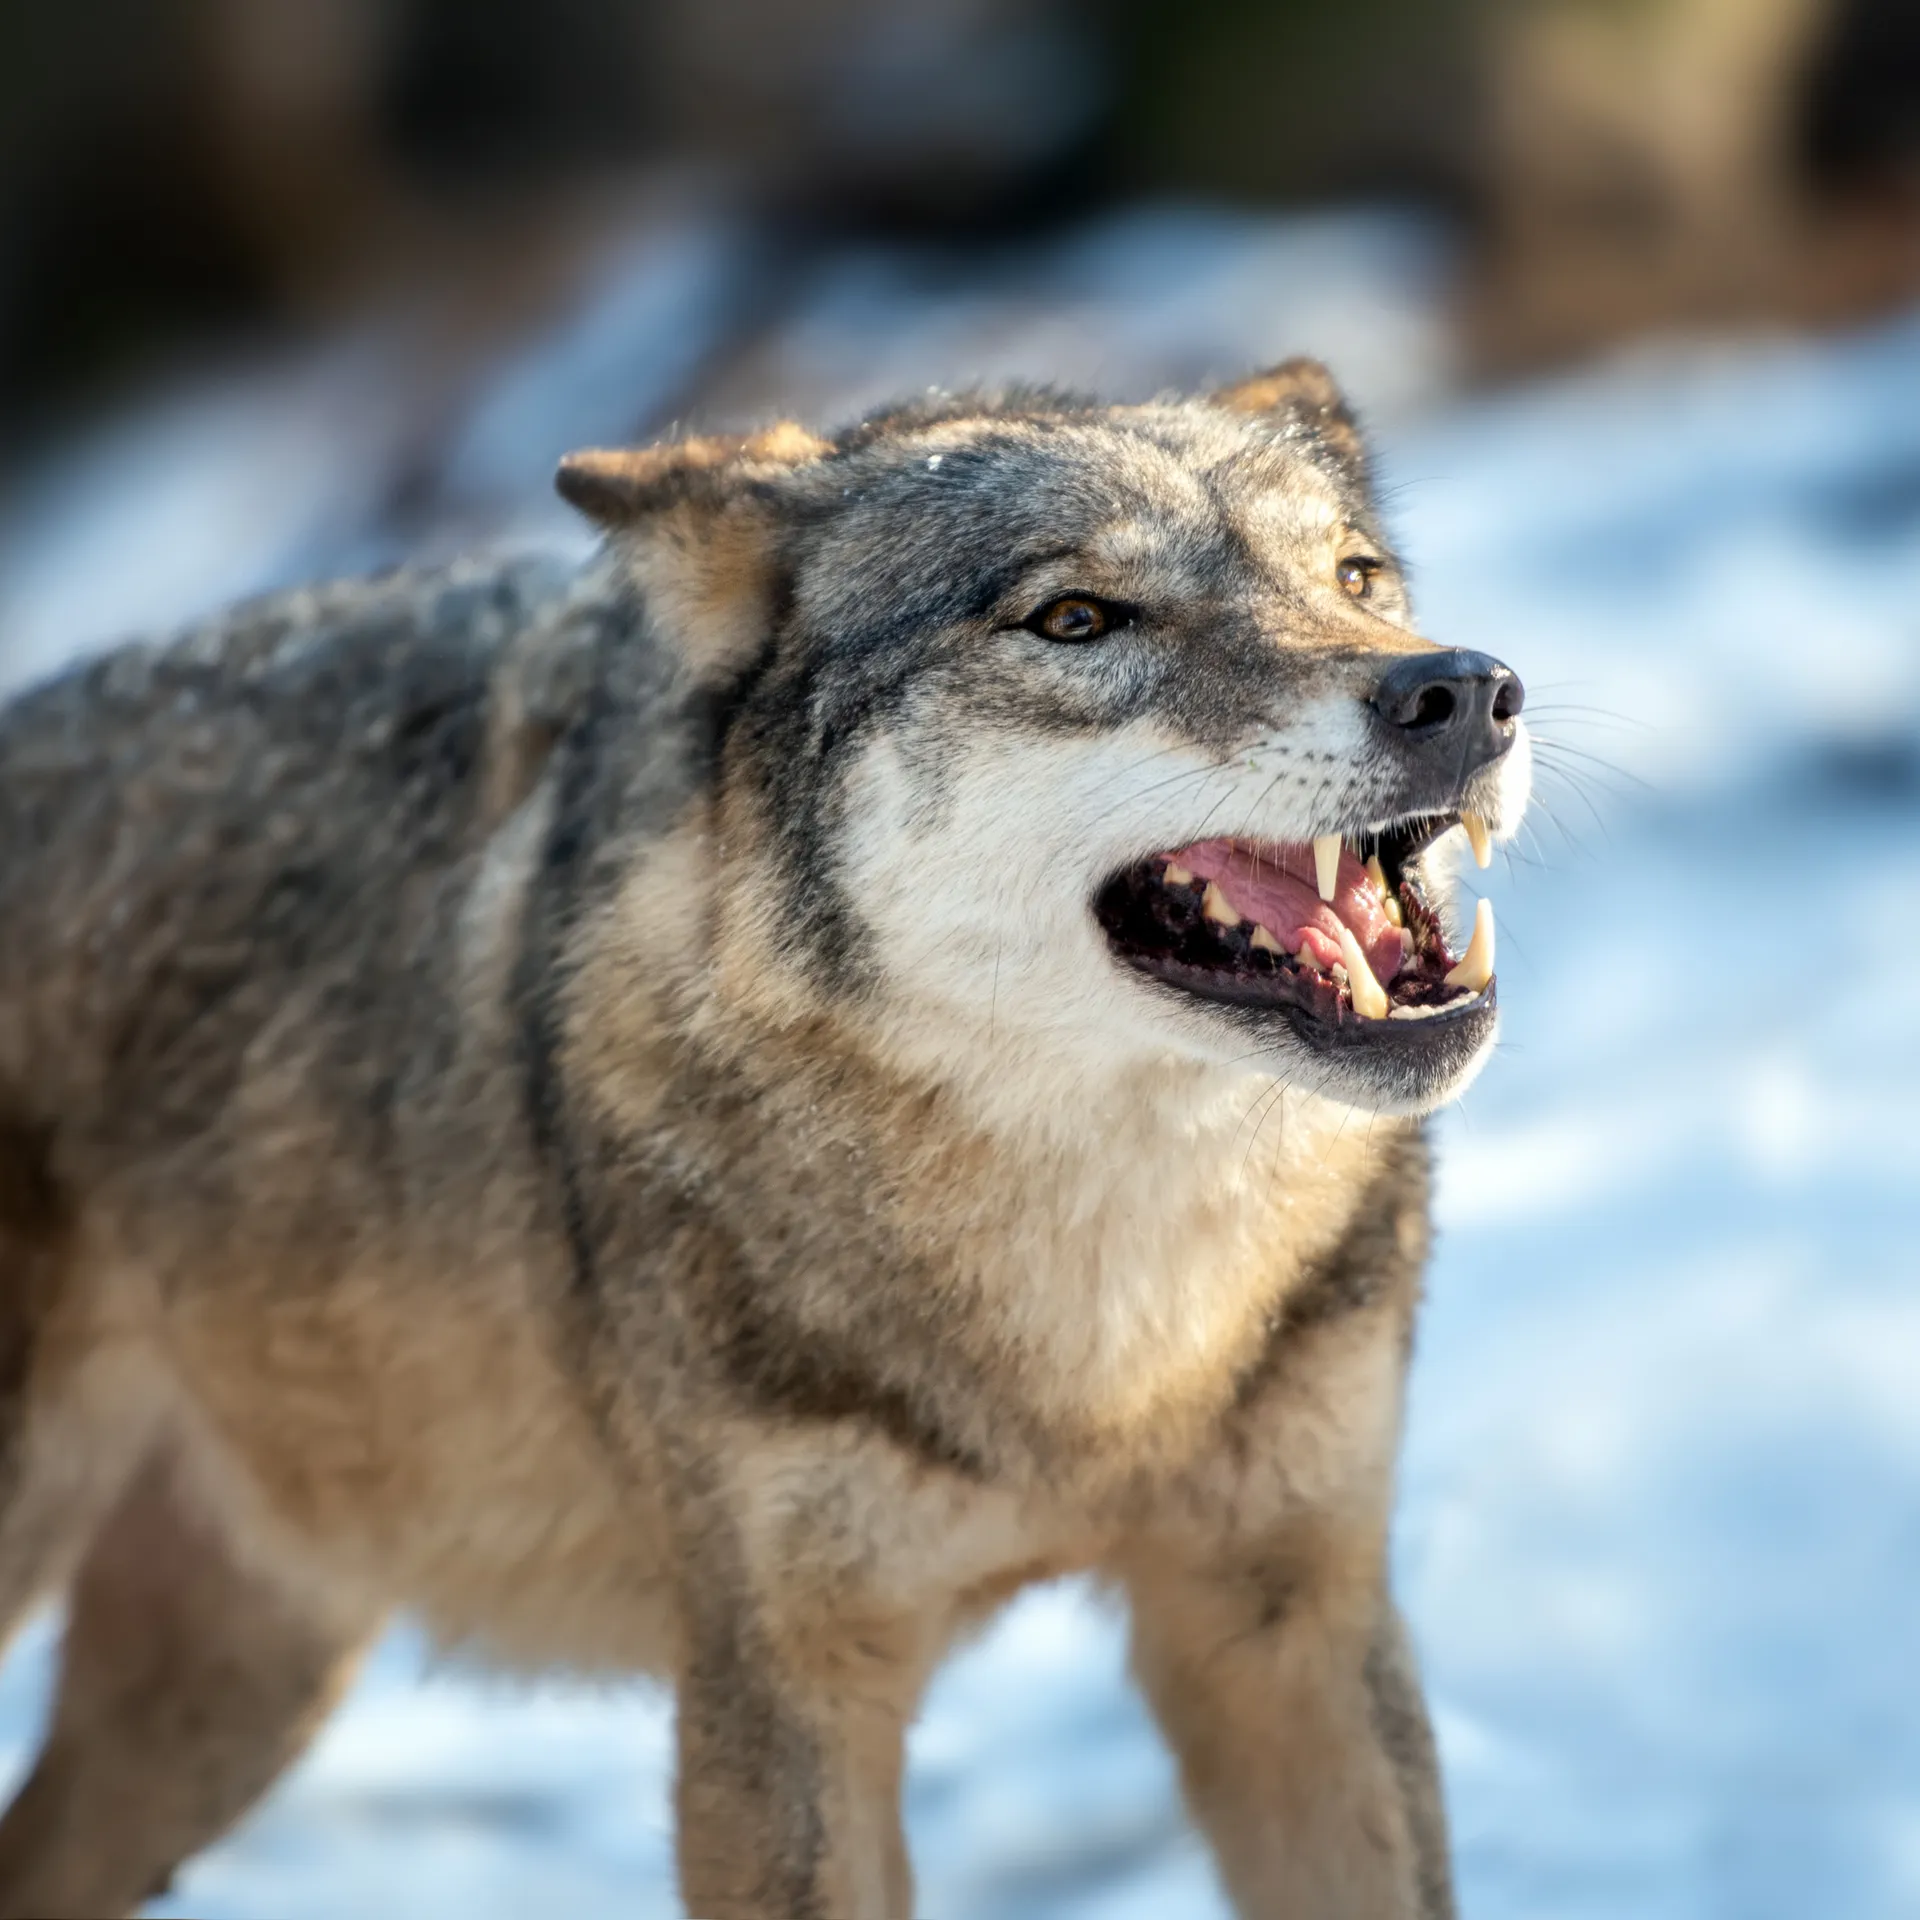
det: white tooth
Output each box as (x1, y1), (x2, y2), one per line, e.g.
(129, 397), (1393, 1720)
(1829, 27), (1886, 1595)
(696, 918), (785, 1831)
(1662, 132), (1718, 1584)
(1295, 942), (1324, 974)
(1365, 855), (1390, 898)
(1202, 881), (1241, 929)
(1250, 924), (1282, 954)
(1164, 861), (1194, 887)
(1335, 926), (1390, 1019)
(1444, 897), (1495, 991)
(1382, 893), (1405, 927)
(1313, 833), (1341, 903)
(1399, 926), (1417, 961)
(1460, 811), (1492, 870)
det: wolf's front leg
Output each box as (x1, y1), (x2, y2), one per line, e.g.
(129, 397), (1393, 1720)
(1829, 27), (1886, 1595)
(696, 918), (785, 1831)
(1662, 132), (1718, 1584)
(1123, 1543), (1454, 1919)
(672, 1566), (926, 1920)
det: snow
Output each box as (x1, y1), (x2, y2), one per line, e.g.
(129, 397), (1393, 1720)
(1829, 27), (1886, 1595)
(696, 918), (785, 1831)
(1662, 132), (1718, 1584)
(1, 212), (1916, 1916)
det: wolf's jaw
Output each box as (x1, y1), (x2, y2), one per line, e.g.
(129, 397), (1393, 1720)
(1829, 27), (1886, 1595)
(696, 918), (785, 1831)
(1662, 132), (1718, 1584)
(1093, 813), (1495, 1030)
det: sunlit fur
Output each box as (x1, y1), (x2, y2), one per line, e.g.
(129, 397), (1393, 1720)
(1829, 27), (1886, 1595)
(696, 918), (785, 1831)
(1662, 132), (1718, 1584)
(0, 363), (1517, 1918)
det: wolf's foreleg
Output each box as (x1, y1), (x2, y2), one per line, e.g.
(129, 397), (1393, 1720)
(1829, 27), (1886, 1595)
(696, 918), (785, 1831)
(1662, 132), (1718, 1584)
(670, 1526), (929, 1920)
(1362, 1600), (1455, 1917)
(1123, 1537), (1453, 1920)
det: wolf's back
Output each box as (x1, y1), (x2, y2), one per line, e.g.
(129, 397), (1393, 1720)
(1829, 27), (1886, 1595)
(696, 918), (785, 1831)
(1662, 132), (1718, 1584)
(0, 554), (595, 1132)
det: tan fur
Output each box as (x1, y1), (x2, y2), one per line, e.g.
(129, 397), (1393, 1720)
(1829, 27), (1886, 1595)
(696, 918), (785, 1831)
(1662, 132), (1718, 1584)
(1212, 352), (1373, 478)
(0, 1451), (370, 1919)
(559, 421), (833, 681)
(0, 364), (1525, 1915)
(555, 421), (834, 524)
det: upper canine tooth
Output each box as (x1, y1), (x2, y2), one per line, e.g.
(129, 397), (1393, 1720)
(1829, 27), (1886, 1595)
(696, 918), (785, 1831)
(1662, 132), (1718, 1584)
(1313, 833), (1341, 903)
(1335, 926), (1390, 1019)
(1163, 861), (1194, 887)
(1460, 811), (1492, 870)
(1202, 881), (1241, 928)
(1365, 855), (1390, 898)
(1444, 897), (1495, 991)
(1250, 924), (1282, 954)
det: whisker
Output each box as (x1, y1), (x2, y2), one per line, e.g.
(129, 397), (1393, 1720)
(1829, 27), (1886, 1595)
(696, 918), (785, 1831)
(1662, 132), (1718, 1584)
(1237, 766), (1294, 871)
(1237, 1078), (1288, 1174)
(1531, 764), (1612, 843)
(1510, 816), (1558, 870)
(1521, 791), (1599, 862)
(1530, 755), (1633, 818)
(1527, 738), (1652, 790)
(1121, 759), (1239, 806)
(1497, 837), (1549, 877)
(1185, 768), (1250, 843)
(1089, 739), (1213, 798)
(1522, 703), (1651, 733)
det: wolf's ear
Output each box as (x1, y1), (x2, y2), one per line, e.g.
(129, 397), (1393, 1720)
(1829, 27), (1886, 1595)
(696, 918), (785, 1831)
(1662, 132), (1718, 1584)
(1210, 357), (1369, 485)
(555, 422), (831, 677)
(555, 421), (831, 527)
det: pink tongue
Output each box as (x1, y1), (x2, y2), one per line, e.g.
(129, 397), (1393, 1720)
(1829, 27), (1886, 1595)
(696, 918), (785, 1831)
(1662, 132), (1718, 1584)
(1172, 838), (1405, 982)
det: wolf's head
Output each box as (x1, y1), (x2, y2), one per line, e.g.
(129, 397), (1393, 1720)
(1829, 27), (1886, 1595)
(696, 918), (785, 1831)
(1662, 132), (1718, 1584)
(559, 363), (1528, 1119)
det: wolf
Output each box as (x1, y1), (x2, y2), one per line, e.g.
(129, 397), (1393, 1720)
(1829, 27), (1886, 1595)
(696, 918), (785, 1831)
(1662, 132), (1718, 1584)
(0, 359), (1527, 1918)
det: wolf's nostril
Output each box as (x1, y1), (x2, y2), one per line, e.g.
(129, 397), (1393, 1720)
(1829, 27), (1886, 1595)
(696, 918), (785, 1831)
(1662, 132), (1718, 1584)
(1371, 649), (1521, 782)
(1373, 651), (1497, 735)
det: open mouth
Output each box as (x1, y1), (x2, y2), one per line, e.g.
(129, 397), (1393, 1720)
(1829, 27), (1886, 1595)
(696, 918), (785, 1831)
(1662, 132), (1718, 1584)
(1093, 815), (1497, 1047)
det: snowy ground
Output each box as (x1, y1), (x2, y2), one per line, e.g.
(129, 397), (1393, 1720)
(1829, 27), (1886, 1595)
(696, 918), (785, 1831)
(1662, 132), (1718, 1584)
(1, 210), (1916, 1917)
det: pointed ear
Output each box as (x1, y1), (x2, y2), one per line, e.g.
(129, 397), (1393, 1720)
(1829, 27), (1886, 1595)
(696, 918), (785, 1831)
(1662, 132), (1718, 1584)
(555, 421), (831, 527)
(555, 422), (831, 678)
(1210, 357), (1369, 485)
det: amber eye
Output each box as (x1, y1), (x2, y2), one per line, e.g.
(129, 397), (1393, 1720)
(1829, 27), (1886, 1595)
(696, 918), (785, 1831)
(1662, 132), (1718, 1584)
(1027, 595), (1121, 642)
(1336, 556), (1380, 600)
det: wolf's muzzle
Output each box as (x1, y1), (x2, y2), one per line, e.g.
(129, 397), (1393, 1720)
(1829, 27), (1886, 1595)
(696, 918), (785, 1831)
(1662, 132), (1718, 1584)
(1371, 648), (1524, 783)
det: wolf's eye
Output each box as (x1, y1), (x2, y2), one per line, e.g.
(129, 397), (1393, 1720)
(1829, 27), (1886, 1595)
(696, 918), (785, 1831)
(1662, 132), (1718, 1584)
(1336, 556), (1381, 600)
(1029, 595), (1120, 642)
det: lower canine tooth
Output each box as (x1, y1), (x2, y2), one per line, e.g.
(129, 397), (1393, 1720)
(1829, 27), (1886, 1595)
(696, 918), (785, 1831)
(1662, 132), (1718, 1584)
(1164, 861), (1194, 886)
(1313, 834), (1341, 903)
(1335, 926), (1390, 1019)
(1202, 881), (1241, 929)
(1444, 897), (1495, 991)
(1382, 894), (1405, 927)
(1250, 924), (1282, 954)
(1460, 811), (1492, 870)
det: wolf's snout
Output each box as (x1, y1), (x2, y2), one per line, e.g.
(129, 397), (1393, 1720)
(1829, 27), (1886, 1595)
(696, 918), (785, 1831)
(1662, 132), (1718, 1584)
(1370, 648), (1523, 777)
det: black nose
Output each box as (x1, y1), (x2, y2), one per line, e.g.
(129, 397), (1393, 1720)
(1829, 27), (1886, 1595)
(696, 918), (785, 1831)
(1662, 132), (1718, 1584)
(1371, 649), (1523, 772)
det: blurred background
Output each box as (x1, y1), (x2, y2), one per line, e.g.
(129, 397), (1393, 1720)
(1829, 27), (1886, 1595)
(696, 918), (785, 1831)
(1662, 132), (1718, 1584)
(2, 1), (1919, 1913)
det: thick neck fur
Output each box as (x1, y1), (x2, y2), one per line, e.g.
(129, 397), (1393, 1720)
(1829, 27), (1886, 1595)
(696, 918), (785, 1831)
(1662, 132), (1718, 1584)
(572, 826), (1410, 1472)
(903, 1052), (1398, 1439)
